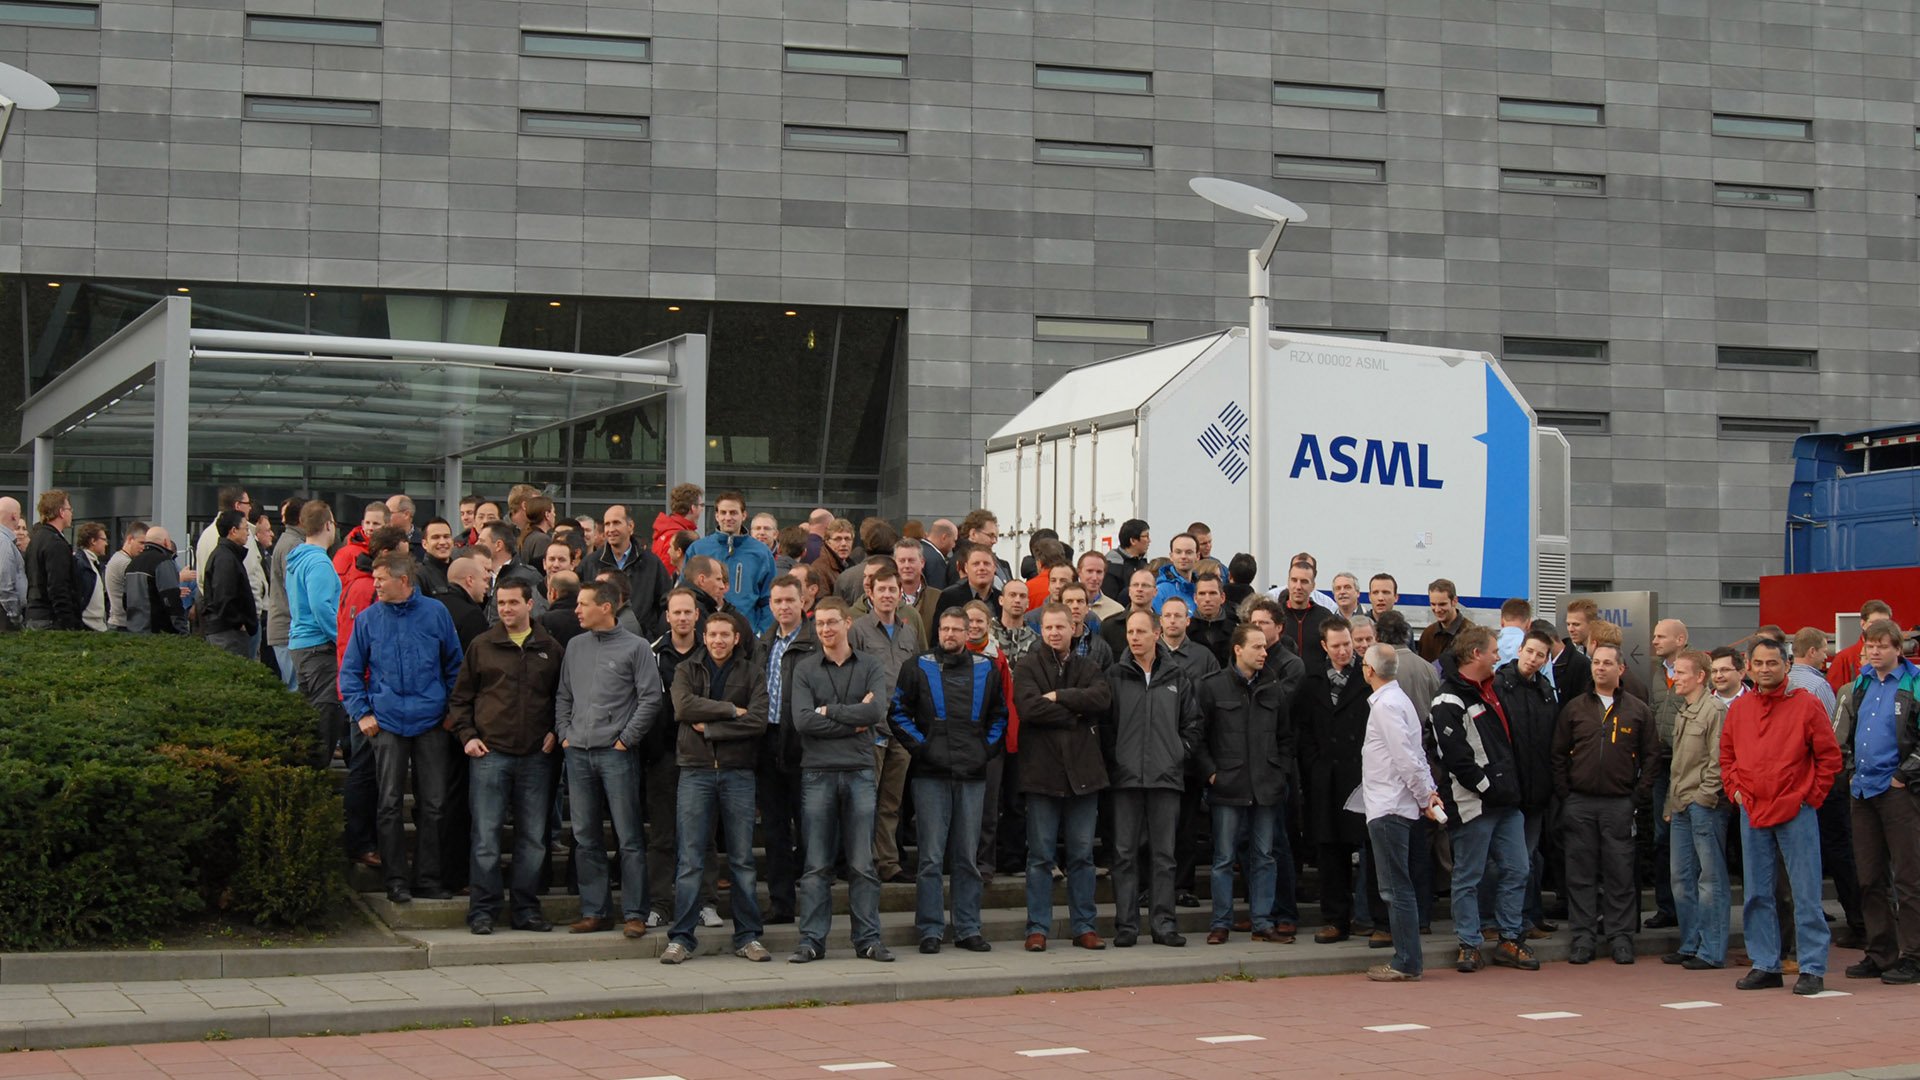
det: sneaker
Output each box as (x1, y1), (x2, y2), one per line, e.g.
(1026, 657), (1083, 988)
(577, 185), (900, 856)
(857, 943), (895, 963)
(1880, 959), (1920, 985)
(1455, 945), (1485, 973)
(645, 910), (664, 928)
(468, 915), (494, 936)
(1736, 968), (1784, 990)
(1793, 973), (1825, 996)
(659, 942), (691, 965)
(699, 905), (723, 928)
(735, 940), (772, 962)
(1366, 964), (1420, 982)
(1492, 940), (1540, 971)
(789, 943), (822, 964)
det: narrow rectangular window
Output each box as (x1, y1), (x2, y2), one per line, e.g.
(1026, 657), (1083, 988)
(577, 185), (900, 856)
(1274, 326), (1388, 342)
(783, 125), (908, 154)
(1034, 65), (1150, 94)
(1500, 170), (1605, 196)
(1716, 346), (1816, 370)
(521, 31), (652, 62)
(243, 95), (380, 126)
(1714, 184), (1813, 209)
(1502, 337), (1608, 363)
(784, 48), (907, 77)
(246, 15), (381, 45)
(1718, 416), (1816, 439)
(1271, 155), (1385, 182)
(520, 111), (649, 139)
(1720, 582), (1761, 604)
(0, 1), (97, 27)
(1534, 410), (1611, 433)
(1498, 99), (1604, 125)
(1712, 114), (1810, 140)
(1569, 579), (1614, 594)
(51, 84), (95, 110)
(1035, 140), (1151, 167)
(1272, 82), (1383, 110)
(1034, 317), (1152, 343)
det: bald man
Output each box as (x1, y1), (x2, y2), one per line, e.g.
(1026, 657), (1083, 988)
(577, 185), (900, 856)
(0, 496), (26, 627)
(1645, 617), (1690, 930)
(919, 518), (957, 591)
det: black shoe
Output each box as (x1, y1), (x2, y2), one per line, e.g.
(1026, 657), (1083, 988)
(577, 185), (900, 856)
(385, 885), (412, 904)
(1846, 957), (1887, 979)
(1152, 930), (1187, 947)
(1662, 951), (1693, 965)
(1569, 944), (1594, 965)
(764, 911), (796, 925)
(885, 869), (914, 884)
(1793, 973), (1825, 996)
(515, 917), (553, 933)
(468, 915), (493, 936)
(1834, 925), (1868, 950)
(1682, 956), (1721, 970)
(956, 935), (992, 952)
(1644, 912), (1677, 929)
(1454, 945), (1484, 973)
(1176, 891), (1202, 908)
(415, 886), (454, 901)
(1880, 959), (1920, 985)
(1113, 929), (1138, 948)
(1611, 939), (1636, 965)
(919, 937), (941, 954)
(1736, 968), (1784, 990)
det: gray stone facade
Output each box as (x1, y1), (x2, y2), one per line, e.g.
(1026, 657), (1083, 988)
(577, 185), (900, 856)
(2, 0), (1916, 644)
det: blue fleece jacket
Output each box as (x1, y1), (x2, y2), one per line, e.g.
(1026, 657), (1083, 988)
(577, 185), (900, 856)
(687, 530), (775, 635)
(1150, 563), (1195, 615)
(285, 543), (341, 649)
(339, 590), (465, 737)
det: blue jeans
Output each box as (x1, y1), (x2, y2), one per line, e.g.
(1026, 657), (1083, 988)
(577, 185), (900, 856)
(1213, 803), (1277, 933)
(672, 768), (762, 950)
(911, 777), (986, 942)
(1740, 802), (1830, 976)
(1369, 814), (1423, 976)
(468, 749), (556, 928)
(1450, 806), (1527, 947)
(799, 768), (881, 952)
(1480, 810), (1546, 932)
(275, 644), (299, 692)
(1026, 792), (1098, 937)
(565, 747), (646, 922)
(1670, 802), (1730, 965)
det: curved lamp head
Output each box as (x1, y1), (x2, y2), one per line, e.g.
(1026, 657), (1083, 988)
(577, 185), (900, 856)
(0, 62), (59, 110)
(1189, 177), (1308, 224)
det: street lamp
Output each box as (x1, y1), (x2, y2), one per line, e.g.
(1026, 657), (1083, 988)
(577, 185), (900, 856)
(1188, 177), (1308, 590)
(0, 62), (59, 203)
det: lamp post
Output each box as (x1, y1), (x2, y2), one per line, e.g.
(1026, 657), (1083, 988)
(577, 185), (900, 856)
(1187, 177), (1308, 590)
(0, 62), (59, 203)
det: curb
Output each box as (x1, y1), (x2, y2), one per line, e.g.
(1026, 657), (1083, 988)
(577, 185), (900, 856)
(0, 946), (427, 987)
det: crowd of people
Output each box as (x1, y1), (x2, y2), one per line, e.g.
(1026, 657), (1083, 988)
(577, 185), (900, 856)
(3, 484), (1915, 993)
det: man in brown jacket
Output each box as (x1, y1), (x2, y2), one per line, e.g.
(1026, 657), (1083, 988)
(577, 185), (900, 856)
(1012, 602), (1113, 952)
(447, 579), (566, 936)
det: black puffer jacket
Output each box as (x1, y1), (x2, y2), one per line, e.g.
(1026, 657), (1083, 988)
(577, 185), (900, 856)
(201, 536), (259, 636)
(1012, 646), (1111, 798)
(23, 521), (80, 630)
(1102, 645), (1203, 791)
(1494, 659), (1560, 812)
(1194, 664), (1292, 807)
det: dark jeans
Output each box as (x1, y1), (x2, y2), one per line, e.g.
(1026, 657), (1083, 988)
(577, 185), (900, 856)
(441, 750), (471, 892)
(1112, 787), (1180, 938)
(1369, 814), (1423, 976)
(673, 768), (762, 950)
(646, 752), (716, 919)
(1174, 782), (1208, 892)
(1319, 840), (1360, 929)
(1852, 787), (1920, 969)
(372, 726), (454, 890)
(799, 768), (882, 952)
(206, 628), (252, 659)
(1651, 771), (1674, 921)
(1820, 777), (1865, 931)
(1213, 803), (1277, 934)
(1027, 791), (1099, 938)
(468, 749), (555, 928)
(291, 644), (374, 858)
(755, 745), (802, 918)
(977, 753), (1005, 876)
(911, 777), (985, 942)
(565, 746), (647, 922)
(1563, 793), (1636, 949)
(1671, 802), (1731, 966)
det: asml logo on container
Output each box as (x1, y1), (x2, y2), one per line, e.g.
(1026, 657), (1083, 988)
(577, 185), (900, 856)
(1287, 434), (1444, 489)
(1196, 401), (1251, 484)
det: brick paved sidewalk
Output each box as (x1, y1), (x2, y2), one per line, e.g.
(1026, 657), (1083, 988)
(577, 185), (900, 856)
(5, 962), (1918, 1080)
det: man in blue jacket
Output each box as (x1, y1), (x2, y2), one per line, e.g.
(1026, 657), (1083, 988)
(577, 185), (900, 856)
(340, 551), (466, 904)
(686, 490), (774, 634)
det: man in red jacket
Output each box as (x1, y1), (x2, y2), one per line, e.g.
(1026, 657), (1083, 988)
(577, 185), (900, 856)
(1721, 638), (1843, 996)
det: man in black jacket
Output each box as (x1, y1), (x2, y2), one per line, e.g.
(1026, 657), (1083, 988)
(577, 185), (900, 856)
(201, 510), (259, 657)
(125, 528), (190, 635)
(1493, 629), (1562, 940)
(23, 489), (81, 630)
(441, 557), (492, 647)
(1431, 625), (1539, 974)
(1297, 618), (1372, 944)
(1104, 609), (1203, 948)
(579, 505), (672, 639)
(1012, 602), (1112, 952)
(754, 575), (817, 924)
(644, 588), (719, 928)
(1197, 623), (1296, 944)
(1100, 518), (1151, 605)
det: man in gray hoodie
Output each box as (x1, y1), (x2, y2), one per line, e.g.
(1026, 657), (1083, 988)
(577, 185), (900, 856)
(555, 578), (663, 939)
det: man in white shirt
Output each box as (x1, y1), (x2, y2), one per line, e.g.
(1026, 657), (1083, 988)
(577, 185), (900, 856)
(1358, 642), (1443, 982)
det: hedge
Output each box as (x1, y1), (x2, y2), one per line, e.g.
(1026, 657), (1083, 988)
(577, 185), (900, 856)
(0, 632), (344, 949)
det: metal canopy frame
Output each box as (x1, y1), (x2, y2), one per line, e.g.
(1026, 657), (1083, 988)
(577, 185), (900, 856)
(15, 296), (708, 540)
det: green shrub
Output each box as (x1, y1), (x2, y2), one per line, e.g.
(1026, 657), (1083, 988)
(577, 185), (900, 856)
(0, 633), (340, 948)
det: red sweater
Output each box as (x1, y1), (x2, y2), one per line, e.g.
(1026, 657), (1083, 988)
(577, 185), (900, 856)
(1719, 684), (1840, 829)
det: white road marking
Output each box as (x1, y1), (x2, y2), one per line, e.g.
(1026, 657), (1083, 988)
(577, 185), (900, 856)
(1016, 1047), (1089, 1057)
(1519, 1011), (1581, 1020)
(820, 1064), (896, 1073)
(1661, 1001), (1721, 1010)
(1806, 990), (1852, 999)
(1198, 1034), (1267, 1044)
(1364, 1024), (1429, 1032)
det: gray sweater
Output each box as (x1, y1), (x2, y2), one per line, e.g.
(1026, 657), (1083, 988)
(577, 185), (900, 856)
(266, 526), (306, 647)
(791, 648), (891, 769)
(555, 627), (662, 750)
